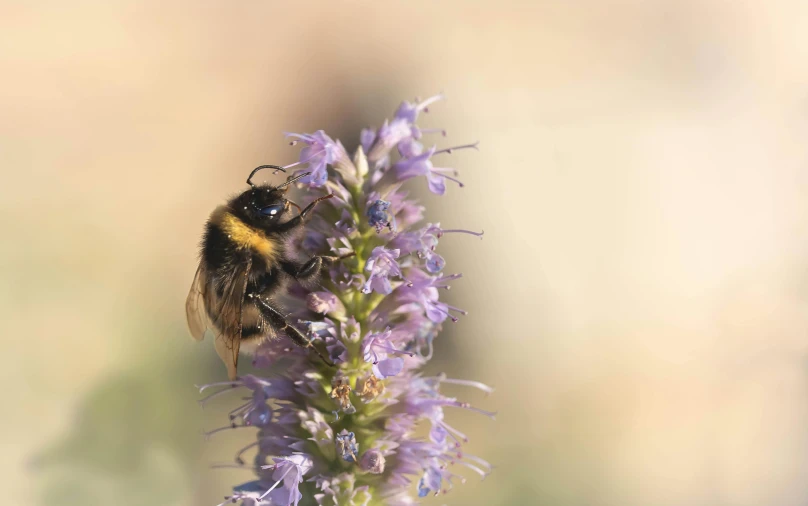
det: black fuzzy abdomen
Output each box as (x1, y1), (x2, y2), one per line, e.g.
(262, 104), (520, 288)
(202, 222), (234, 270)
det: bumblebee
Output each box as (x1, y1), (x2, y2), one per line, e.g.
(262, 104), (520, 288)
(186, 165), (338, 379)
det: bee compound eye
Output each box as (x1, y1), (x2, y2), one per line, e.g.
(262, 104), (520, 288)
(260, 204), (284, 217)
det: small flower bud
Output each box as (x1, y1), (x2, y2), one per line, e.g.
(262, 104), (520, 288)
(341, 317), (361, 343)
(354, 145), (369, 177)
(359, 449), (386, 474)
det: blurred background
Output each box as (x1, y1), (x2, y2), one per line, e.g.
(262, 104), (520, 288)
(2, 1), (808, 505)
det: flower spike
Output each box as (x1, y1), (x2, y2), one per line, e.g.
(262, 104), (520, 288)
(198, 95), (492, 505)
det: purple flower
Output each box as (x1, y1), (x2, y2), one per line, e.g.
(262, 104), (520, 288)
(397, 268), (467, 323)
(384, 189), (424, 231)
(391, 223), (483, 274)
(394, 93), (444, 123)
(394, 147), (447, 195)
(368, 119), (414, 163)
(395, 144), (477, 195)
(300, 318), (347, 363)
(335, 209), (357, 235)
(361, 328), (414, 379)
(243, 389), (273, 427)
(259, 454), (313, 506)
(216, 455), (313, 506)
(299, 320), (336, 345)
(299, 407), (335, 456)
(360, 128), (376, 154)
(197, 95), (492, 506)
(366, 94), (447, 164)
(418, 466), (442, 497)
(361, 247), (403, 295)
(324, 332), (348, 365)
(327, 236), (354, 257)
(336, 430), (359, 462)
(384, 374), (495, 499)
(366, 199), (396, 233)
(285, 130), (350, 188)
(306, 291), (344, 316)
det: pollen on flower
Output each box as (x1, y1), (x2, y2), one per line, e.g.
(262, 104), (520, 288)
(330, 374), (356, 415)
(357, 373), (385, 403)
(199, 94), (492, 506)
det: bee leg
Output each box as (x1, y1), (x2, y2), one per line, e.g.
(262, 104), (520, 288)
(286, 199), (303, 214)
(292, 257), (325, 281)
(298, 194), (335, 219)
(286, 251), (358, 282)
(275, 194), (335, 233)
(252, 296), (335, 367)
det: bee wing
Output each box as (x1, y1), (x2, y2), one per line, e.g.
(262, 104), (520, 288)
(186, 264), (212, 341)
(210, 256), (252, 380)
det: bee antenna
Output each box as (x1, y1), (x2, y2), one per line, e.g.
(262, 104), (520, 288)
(246, 165), (286, 187)
(276, 172), (312, 189)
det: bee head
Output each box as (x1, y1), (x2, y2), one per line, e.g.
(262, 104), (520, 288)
(230, 165), (311, 229)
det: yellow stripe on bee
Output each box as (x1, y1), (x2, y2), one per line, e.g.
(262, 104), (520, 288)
(220, 211), (279, 263)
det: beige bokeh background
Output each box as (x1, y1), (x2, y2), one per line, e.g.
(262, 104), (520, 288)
(2, 1), (808, 505)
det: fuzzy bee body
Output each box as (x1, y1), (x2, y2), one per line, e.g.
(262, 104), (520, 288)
(186, 166), (336, 379)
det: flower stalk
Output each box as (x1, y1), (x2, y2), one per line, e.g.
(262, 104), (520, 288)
(201, 95), (492, 506)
